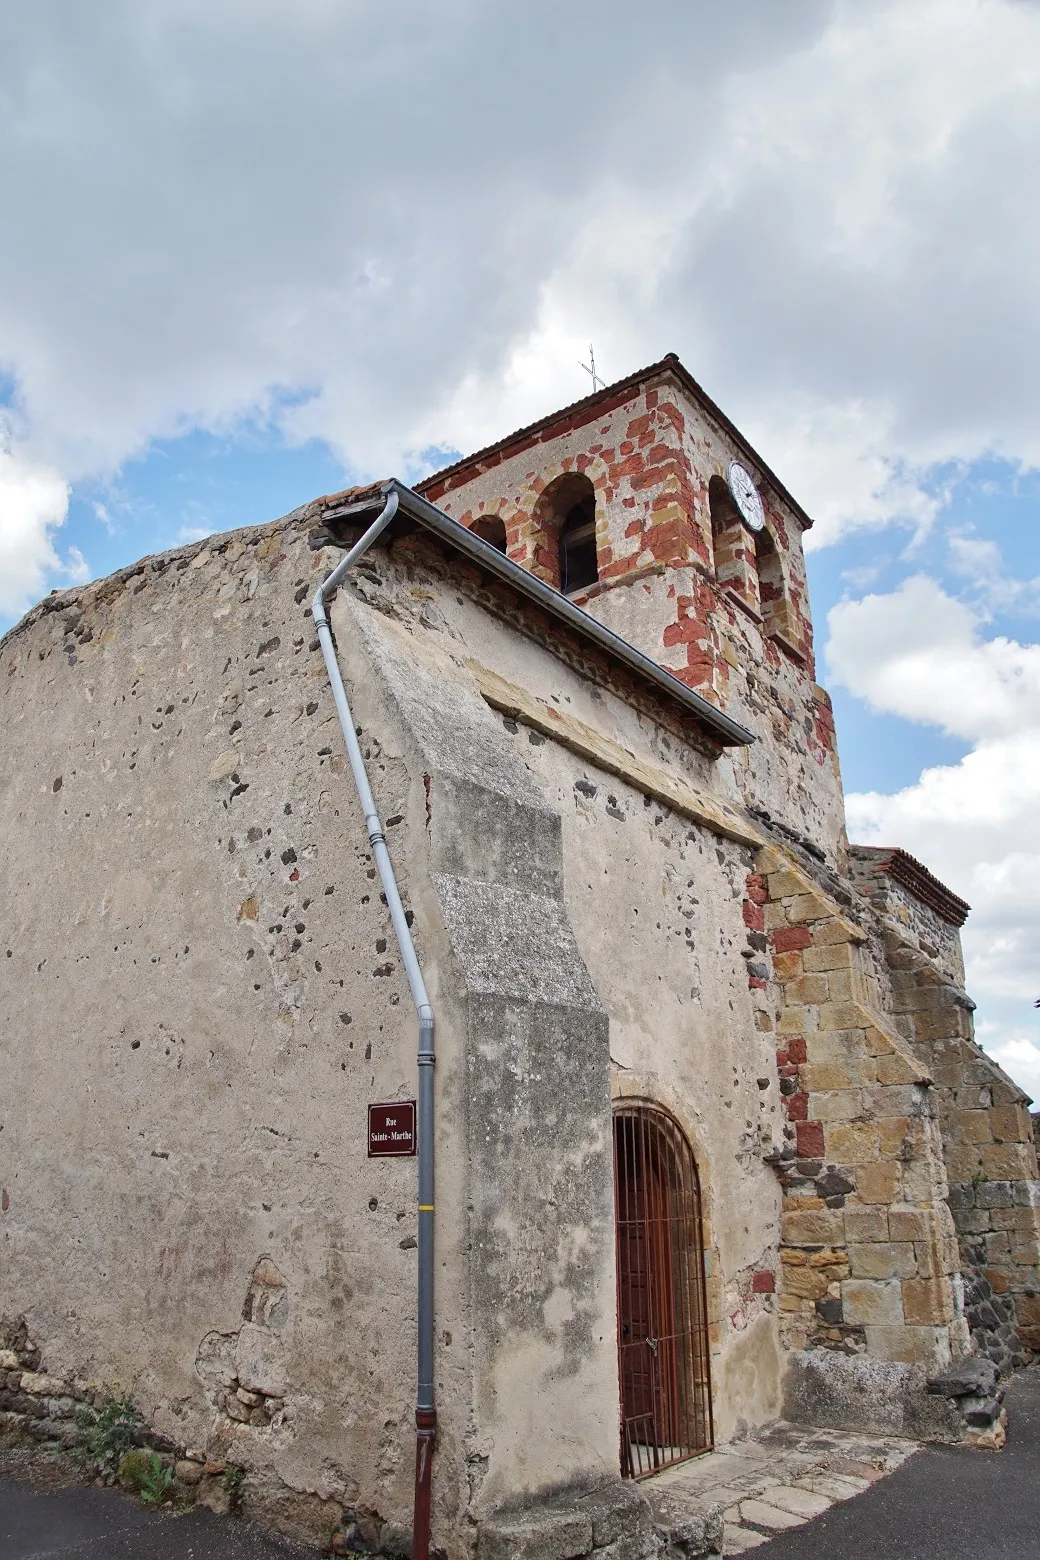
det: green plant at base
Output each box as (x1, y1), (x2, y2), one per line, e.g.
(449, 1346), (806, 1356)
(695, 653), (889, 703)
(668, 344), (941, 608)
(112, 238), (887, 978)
(73, 1395), (142, 1476)
(223, 1463), (246, 1511)
(137, 1452), (175, 1506)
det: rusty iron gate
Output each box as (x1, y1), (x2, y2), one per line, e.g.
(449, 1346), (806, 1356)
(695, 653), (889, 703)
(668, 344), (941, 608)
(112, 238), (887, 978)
(613, 1105), (713, 1478)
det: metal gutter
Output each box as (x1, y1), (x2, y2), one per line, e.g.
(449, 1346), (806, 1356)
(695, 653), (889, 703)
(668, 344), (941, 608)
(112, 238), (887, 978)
(311, 489), (438, 1560)
(322, 479), (756, 750)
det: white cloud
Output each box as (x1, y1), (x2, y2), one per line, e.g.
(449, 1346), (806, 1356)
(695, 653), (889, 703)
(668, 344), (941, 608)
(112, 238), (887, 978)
(830, 577), (1040, 1096)
(0, 0), (1039, 592)
(0, 438), (71, 618)
(947, 529), (1040, 615)
(826, 575), (1040, 740)
(979, 1026), (1040, 1104)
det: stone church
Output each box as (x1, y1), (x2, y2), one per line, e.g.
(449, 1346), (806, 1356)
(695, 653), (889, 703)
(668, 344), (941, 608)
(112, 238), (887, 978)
(1, 354), (1038, 1557)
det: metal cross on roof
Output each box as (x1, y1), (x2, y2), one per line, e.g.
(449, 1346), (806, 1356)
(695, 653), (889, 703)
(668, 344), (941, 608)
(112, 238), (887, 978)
(579, 345), (604, 393)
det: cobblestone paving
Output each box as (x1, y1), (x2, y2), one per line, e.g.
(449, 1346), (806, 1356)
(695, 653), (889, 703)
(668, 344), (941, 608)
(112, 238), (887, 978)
(642, 1421), (919, 1556)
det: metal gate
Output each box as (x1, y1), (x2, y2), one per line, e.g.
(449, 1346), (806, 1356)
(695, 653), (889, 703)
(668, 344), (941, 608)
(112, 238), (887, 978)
(613, 1105), (713, 1478)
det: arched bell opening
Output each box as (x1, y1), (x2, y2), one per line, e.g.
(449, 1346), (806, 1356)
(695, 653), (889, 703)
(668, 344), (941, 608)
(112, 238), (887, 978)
(469, 515), (508, 553)
(613, 1104), (713, 1477)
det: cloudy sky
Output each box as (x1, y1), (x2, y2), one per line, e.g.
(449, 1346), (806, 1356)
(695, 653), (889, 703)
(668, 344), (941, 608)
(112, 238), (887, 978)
(2, 0), (1038, 1091)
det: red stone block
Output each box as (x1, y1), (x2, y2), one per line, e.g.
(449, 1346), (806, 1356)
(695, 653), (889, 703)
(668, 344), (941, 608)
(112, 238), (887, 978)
(787, 1037), (807, 1064)
(745, 874), (768, 904)
(752, 1270), (775, 1294)
(662, 619), (703, 647)
(742, 901), (766, 933)
(796, 1121), (825, 1158)
(771, 925), (812, 953)
(609, 454), (645, 481)
(786, 1091), (808, 1121)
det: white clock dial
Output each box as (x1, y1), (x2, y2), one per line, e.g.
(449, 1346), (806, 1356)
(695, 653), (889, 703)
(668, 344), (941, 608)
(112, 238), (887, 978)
(727, 461), (765, 533)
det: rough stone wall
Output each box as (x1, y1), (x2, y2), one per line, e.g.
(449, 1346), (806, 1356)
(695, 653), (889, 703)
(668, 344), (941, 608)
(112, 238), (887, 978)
(0, 513), (480, 1545)
(336, 587), (621, 1515)
(750, 851), (966, 1373)
(350, 538), (806, 1448)
(850, 849), (966, 987)
(1, 509), (813, 1551)
(878, 935), (1040, 1366)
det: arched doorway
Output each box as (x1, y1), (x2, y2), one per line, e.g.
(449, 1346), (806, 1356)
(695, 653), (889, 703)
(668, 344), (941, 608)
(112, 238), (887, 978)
(613, 1105), (713, 1477)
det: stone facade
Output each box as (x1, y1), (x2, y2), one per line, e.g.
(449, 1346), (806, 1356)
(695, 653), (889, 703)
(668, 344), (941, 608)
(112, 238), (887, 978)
(851, 847), (1040, 1368)
(2, 355), (1038, 1556)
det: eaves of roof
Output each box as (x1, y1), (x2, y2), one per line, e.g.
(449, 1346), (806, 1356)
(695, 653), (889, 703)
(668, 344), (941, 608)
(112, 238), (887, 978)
(851, 844), (971, 928)
(318, 478), (755, 751)
(414, 352), (814, 532)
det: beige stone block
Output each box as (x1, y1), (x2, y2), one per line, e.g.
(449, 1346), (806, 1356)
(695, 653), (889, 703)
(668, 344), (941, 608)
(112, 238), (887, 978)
(864, 1325), (950, 1368)
(754, 1010), (774, 1032)
(803, 943), (854, 973)
(806, 1030), (865, 1063)
(811, 921), (859, 947)
(20, 1371), (68, 1396)
(878, 1117), (911, 1159)
(785, 1195), (826, 1211)
(982, 1144), (1036, 1179)
(780, 1248), (808, 1265)
(990, 1208), (1034, 1232)
(803, 1062), (855, 1092)
(765, 901), (789, 931)
(768, 869), (806, 901)
(818, 1003), (865, 1032)
(778, 1295), (807, 1314)
(772, 951), (804, 982)
(845, 1207), (890, 1242)
(787, 893), (833, 924)
(953, 1110), (993, 1145)
(848, 1242), (917, 1280)
(888, 1208), (934, 1243)
(875, 1053), (922, 1086)
(913, 1007), (971, 1042)
(825, 970), (855, 1004)
(900, 1161), (941, 1207)
(941, 1237), (962, 1275)
(856, 1161), (902, 1204)
(902, 1277), (954, 1327)
(812, 1090), (864, 1123)
(782, 1209), (846, 1246)
(992, 1078), (1031, 1107)
(990, 1105), (1032, 1144)
(826, 1122), (880, 1165)
(807, 1247), (847, 1267)
(945, 1145), (985, 1182)
(777, 1006), (808, 1036)
(782, 1265), (831, 1300)
(841, 1278), (904, 1326)
(787, 973), (830, 1005)
(913, 1242), (936, 1279)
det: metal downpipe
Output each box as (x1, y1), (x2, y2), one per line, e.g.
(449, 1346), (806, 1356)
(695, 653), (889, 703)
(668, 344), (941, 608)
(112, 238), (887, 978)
(311, 490), (437, 1560)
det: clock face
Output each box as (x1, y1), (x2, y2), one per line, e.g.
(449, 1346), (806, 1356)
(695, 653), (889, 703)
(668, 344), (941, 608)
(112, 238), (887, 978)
(727, 461), (765, 533)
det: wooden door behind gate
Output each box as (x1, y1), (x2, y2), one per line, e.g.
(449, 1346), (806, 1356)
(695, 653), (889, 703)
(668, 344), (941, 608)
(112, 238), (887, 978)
(614, 1106), (713, 1477)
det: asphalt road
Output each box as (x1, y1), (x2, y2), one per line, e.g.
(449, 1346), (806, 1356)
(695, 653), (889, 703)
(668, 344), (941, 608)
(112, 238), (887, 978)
(0, 1458), (317, 1559)
(754, 1365), (1040, 1560)
(2, 1369), (1038, 1558)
